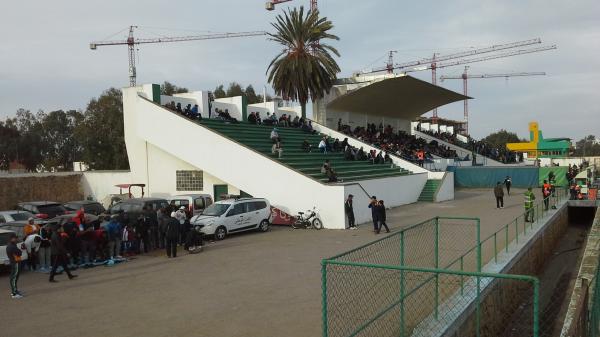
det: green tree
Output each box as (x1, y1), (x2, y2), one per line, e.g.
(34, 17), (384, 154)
(482, 129), (522, 149)
(213, 84), (226, 99)
(573, 135), (600, 156)
(12, 109), (45, 171)
(160, 81), (188, 96)
(78, 88), (129, 170)
(39, 109), (84, 170)
(0, 120), (20, 170)
(245, 85), (260, 104)
(226, 82), (245, 97)
(267, 6), (340, 117)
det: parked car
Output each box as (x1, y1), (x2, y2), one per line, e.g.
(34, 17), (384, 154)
(0, 221), (28, 240)
(109, 197), (170, 220)
(0, 228), (28, 266)
(0, 210), (37, 224)
(190, 198), (271, 240)
(168, 194), (213, 218)
(16, 201), (70, 219)
(63, 200), (106, 215)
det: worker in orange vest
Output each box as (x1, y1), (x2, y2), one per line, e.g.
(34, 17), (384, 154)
(542, 180), (551, 210)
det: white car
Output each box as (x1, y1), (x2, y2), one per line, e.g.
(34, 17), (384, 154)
(0, 229), (29, 266)
(190, 198), (271, 240)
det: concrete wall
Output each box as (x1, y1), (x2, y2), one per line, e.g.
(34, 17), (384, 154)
(343, 173), (428, 226)
(0, 173), (83, 209)
(213, 96), (244, 120)
(444, 204), (569, 337)
(434, 172), (455, 202)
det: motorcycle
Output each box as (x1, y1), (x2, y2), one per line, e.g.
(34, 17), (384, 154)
(292, 207), (323, 230)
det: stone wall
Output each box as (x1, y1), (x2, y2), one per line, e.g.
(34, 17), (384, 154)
(448, 205), (569, 337)
(0, 173), (83, 210)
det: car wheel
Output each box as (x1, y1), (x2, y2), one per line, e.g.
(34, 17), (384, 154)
(258, 219), (270, 232)
(214, 226), (227, 240)
(312, 218), (323, 230)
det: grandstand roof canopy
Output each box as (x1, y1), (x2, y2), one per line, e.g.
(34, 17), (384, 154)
(326, 75), (470, 119)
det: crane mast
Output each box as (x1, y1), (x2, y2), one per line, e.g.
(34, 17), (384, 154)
(440, 68), (546, 135)
(90, 26), (267, 86)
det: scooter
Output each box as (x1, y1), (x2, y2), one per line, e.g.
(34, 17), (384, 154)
(292, 207), (323, 230)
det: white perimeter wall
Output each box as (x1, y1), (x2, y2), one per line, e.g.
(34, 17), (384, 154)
(343, 173), (428, 225)
(82, 171), (133, 201)
(213, 96), (243, 120)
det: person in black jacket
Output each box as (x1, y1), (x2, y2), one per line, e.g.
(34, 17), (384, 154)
(368, 196), (379, 232)
(375, 200), (390, 234)
(49, 225), (77, 283)
(6, 233), (23, 298)
(345, 195), (356, 230)
(165, 212), (180, 258)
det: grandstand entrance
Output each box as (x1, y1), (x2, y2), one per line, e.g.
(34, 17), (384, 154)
(213, 184), (228, 200)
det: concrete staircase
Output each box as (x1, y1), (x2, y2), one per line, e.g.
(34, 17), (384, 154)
(418, 179), (441, 202)
(199, 119), (412, 183)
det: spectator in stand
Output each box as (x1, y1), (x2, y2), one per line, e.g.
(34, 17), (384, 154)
(272, 141), (283, 158)
(337, 118), (342, 131)
(183, 104), (192, 117)
(176, 103), (182, 114)
(270, 128), (280, 143)
(416, 149), (425, 167)
(494, 182), (504, 209)
(318, 138), (328, 153)
(191, 104), (200, 119)
(248, 112), (257, 124)
(292, 116), (300, 127)
(279, 114), (289, 127)
(256, 112), (262, 125)
(301, 139), (313, 152)
(321, 160), (331, 174)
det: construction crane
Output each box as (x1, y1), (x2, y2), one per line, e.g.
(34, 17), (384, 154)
(266, 0), (318, 11)
(90, 26), (267, 86)
(361, 38), (556, 120)
(440, 68), (546, 135)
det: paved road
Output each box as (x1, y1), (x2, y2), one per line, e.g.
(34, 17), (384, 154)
(0, 188), (540, 337)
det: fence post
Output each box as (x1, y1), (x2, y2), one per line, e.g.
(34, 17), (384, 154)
(515, 217), (519, 244)
(494, 232), (498, 263)
(505, 225), (509, 253)
(476, 275), (481, 337)
(533, 278), (540, 337)
(434, 217), (439, 319)
(460, 256), (464, 296)
(477, 218), (481, 272)
(400, 231), (406, 337)
(321, 260), (329, 337)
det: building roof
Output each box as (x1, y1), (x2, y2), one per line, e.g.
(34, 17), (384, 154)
(326, 75), (469, 119)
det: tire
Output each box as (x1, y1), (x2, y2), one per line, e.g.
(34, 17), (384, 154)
(312, 218), (323, 230)
(258, 219), (270, 232)
(214, 226), (227, 240)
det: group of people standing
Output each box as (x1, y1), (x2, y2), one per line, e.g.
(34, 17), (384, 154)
(343, 194), (389, 234)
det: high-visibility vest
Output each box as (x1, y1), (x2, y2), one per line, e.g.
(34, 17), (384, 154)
(543, 183), (551, 197)
(417, 151), (424, 160)
(524, 191), (535, 209)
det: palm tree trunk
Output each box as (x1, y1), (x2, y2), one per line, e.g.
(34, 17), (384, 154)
(301, 102), (306, 119)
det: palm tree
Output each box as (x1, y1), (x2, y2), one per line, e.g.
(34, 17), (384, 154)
(267, 6), (340, 118)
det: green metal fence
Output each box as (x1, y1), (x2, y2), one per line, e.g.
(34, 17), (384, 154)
(590, 270), (600, 337)
(321, 261), (539, 337)
(322, 190), (570, 337)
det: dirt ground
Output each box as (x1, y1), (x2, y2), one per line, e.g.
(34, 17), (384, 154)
(0, 188), (540, 337)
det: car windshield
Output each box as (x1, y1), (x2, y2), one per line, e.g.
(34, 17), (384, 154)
(201, 203), (230, 216)
(0, 233), (11, 246)
(10, 212), (32, 221)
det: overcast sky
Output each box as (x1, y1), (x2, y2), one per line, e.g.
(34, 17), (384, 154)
(0, 0), (598, 140)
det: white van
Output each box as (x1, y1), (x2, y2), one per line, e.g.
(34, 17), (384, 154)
(190, 198), (271, 240)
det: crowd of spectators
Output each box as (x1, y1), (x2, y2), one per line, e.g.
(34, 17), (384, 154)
(22, 206), (203, 276)
(417, 127), (520, 164)
(338, 121), (458, 165)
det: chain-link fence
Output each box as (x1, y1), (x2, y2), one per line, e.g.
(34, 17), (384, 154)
(329, 216), (481, 271)
(321, 261), (539, 337)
